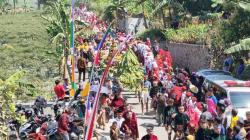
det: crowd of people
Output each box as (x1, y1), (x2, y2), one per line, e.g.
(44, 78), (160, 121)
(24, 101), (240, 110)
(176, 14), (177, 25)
(50, 5), (250, 140)
(50, 26), (250, 140)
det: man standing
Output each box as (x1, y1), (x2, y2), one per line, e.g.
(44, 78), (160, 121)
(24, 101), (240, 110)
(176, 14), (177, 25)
(223, 54), (233, 72)
(141, 126), (158, 140)
(54, 80), (66, 100)
(58, 108), (71, 140)
(77, 55), (86, 83)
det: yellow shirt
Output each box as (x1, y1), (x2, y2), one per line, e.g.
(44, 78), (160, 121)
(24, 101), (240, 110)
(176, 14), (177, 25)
(230, 116), (239, 129)
(79, 43), (89, 52)
(186, 135), (194, 140)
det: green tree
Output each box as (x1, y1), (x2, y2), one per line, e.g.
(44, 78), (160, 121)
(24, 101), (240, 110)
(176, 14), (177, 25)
(0, 71), (31, 139)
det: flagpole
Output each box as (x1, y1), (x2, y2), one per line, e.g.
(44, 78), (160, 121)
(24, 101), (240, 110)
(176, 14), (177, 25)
(83, 23), (112, 139)
(70, 0), (75, 96)
(85, 36), (131, 140)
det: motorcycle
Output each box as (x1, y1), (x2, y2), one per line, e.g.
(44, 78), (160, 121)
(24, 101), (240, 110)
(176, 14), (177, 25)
(19, 115), (48, 140)
(8, 119), (20, 140)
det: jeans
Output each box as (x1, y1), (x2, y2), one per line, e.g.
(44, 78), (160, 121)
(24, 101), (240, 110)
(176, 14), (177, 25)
(60, 132), (70, 140)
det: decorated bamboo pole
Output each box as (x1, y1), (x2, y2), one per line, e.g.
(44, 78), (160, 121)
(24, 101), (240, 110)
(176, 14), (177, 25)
(70, 0), (76, 97)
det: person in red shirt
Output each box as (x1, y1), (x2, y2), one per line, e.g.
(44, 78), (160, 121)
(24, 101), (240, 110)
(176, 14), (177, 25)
(120, 111), (139, 139)
(110, 93), (124, 111)
(58, 108), (71, 140)
(54, 80), (66, 100)
(141, 126), (158, 140)
(171, 85), (186, 105)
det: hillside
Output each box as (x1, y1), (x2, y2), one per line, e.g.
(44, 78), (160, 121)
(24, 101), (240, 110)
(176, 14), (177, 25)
(0, 11), (58, 99)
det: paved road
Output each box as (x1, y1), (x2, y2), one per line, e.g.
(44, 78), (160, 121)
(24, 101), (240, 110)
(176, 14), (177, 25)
(97, 91), (168, 140)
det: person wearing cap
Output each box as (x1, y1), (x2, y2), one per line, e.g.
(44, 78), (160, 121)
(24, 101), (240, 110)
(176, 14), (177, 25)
(212, 117), (226, 140)
(141, 126), (158, 140)
(195, 115), (213, 140)
(237, 118), (247, 139)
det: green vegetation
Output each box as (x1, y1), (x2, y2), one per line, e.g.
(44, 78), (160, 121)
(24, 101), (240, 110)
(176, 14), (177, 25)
(116, 48), (144, 90)
(0, 11), (58, 100)
(0, 71), (30, 139)
(137, 29), (166, 41)
(165, 24), (211, 45)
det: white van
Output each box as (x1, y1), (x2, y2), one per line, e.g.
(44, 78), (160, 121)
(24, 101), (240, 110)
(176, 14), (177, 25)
(203, 75), (250, 126)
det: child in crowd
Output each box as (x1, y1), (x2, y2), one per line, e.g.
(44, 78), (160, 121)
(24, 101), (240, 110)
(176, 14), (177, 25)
(110, 121), (120, 140)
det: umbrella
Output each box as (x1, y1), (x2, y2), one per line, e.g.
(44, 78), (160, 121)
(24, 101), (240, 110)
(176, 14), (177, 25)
(90, 85), (110, 94)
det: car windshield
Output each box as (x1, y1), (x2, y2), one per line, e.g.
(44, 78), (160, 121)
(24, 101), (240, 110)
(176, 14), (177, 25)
(230, 92), (250, 108)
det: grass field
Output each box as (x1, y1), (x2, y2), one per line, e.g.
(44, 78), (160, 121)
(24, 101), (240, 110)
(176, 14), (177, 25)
(0, 11), (58, 99)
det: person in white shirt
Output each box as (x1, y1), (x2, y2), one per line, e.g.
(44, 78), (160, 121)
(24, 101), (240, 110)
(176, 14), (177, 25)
(108, 110), (125, 129)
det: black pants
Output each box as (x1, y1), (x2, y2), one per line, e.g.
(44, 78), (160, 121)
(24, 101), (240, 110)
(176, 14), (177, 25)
(78, 68), (85, 82)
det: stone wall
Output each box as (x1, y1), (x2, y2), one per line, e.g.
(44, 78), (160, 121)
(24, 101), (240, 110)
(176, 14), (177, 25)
(162, 42), (212, 72)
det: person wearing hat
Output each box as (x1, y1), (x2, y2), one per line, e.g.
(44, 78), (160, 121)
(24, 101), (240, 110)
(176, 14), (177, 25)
(212, 117), (226, 140)
(141, 126), (158, 140)
(237, 118), (247, 139)
(195, 115), (213, 140)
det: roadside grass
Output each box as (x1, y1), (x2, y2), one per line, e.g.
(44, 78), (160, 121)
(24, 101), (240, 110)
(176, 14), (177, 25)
(0, 11), (59, 100)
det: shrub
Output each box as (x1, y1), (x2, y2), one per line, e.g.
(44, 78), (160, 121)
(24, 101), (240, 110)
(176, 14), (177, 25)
(165, 24), (211, 45)
(136, 29), (166, 41)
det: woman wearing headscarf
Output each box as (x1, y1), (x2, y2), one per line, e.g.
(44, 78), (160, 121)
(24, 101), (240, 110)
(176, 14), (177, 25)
(120, 111), (139, 140)
(206, 98), (217, 118)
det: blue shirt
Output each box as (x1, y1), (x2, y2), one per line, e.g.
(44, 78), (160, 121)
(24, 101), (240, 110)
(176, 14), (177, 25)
(237, 64), (245, 76)
(210, 95), (218, 104)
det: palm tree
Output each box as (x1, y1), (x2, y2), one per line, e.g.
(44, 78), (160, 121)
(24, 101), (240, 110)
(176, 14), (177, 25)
(225, 38), (250, 54)
(42, 0), (71, 78)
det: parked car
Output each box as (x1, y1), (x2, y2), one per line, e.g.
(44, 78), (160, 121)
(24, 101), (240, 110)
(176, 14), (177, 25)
(196, 69), (231, 78)
(203, 74), (250, 127)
